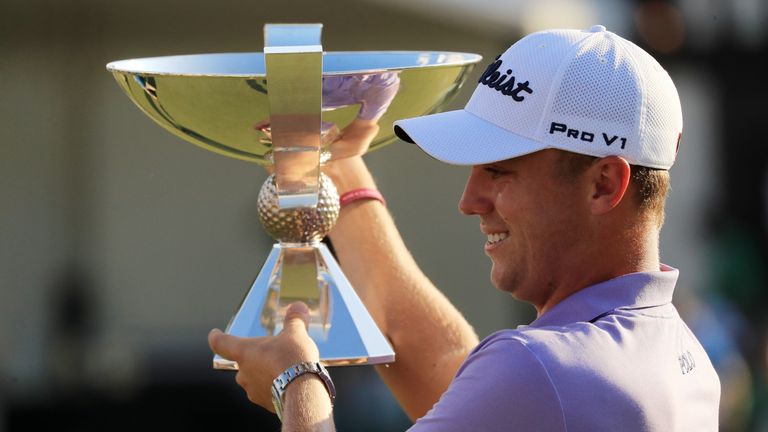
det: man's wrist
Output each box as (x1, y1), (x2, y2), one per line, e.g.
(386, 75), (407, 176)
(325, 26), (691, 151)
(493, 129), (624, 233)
(272, 362), (336, 421)
(322, 156), (377, 195)
(281, 374), (336, 431)
(284, 373), (334, 404)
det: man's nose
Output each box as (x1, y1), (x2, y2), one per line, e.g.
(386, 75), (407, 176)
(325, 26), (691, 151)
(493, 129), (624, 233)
(459, 168), (493, 215)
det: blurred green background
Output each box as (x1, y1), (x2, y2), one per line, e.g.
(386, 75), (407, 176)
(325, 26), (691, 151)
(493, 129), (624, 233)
(2, 0), (767, 430)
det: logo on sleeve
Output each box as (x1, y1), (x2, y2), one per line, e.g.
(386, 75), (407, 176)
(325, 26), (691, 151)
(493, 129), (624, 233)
(678, 350), (696, 375)
(478, 55), (534, 102)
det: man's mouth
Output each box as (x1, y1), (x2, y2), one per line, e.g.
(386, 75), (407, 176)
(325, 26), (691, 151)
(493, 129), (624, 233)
(486, 232), (509, 245)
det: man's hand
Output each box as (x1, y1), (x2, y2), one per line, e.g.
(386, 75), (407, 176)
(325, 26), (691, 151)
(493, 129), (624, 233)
(208, 302), (320, 411)
(329, 119), (380, 160)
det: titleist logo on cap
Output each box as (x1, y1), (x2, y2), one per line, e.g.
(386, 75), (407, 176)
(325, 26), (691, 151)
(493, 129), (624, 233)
(477, 55), (534, 102)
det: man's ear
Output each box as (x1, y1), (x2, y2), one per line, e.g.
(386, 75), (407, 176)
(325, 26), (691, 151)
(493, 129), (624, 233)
(589, 156), (631, 215)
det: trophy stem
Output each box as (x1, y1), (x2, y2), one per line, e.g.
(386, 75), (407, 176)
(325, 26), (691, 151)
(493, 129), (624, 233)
(261, 242), (333, 341)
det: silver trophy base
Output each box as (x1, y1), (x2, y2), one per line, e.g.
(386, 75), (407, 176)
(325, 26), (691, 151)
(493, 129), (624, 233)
(213, 242), (395, 369)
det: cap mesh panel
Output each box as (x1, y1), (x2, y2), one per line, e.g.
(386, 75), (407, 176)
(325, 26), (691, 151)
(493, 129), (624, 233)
(551, 35), (640, 127)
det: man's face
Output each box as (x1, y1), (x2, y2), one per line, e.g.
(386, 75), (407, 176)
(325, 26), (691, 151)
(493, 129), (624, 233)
(459, 149), (592, 309)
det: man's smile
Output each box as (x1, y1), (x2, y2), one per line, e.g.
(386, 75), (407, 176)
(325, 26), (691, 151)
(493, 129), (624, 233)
(484, 231), (509, 251)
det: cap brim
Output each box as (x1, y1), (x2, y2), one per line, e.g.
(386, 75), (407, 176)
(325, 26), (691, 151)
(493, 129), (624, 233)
(393, 109), (547, 166)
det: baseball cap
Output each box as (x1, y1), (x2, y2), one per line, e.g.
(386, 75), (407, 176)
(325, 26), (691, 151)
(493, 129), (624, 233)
(394, 25), (682, 170)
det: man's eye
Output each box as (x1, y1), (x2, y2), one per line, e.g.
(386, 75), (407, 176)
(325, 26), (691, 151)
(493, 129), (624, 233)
(484, 167), (504, 179)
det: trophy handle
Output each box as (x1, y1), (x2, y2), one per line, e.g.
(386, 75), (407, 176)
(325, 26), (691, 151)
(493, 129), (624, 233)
(264, 23), (324, 209)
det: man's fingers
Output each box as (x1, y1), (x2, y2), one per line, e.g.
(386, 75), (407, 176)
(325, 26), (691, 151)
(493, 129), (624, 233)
(208, 329), (243, 361)
(281, 302), (310, 335)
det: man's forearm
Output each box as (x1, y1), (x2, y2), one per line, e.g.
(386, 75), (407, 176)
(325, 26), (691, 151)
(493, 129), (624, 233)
(282, 375), (335, 432)
(325, 157), (479, 420)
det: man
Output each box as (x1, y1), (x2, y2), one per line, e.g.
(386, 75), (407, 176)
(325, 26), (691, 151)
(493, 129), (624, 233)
(209, 25), (721, 431)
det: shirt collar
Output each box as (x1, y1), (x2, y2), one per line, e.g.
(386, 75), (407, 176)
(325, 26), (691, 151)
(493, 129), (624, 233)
(528, 264), (679, 328)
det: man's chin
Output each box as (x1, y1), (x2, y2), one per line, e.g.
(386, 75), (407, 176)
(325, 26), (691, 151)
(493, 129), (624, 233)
(491, 270), (536, 303)
(490, 271), (519, 295)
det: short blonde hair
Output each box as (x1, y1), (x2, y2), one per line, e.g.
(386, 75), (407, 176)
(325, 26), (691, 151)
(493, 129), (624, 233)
(555, 150), (669, 227)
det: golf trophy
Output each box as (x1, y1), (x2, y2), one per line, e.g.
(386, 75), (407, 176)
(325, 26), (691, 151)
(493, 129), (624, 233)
(106, 24), (481, 369)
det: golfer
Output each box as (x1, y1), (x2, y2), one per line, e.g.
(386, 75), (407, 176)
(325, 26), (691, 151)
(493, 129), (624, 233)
(209, 25), (720, 431)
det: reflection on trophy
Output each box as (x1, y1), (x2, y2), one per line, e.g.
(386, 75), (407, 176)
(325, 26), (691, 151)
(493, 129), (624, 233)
(106, 23), (481, 369)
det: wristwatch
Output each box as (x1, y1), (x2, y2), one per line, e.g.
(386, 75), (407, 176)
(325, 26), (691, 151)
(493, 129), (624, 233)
(271, 361), (336, 421)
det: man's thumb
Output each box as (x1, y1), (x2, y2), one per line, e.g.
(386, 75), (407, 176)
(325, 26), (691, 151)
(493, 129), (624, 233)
(282, 302), (310, 335)
(208, 328), (242, 361)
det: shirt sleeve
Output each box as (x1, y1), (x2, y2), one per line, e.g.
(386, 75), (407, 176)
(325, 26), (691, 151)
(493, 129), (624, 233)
(407, 335), (566, 432)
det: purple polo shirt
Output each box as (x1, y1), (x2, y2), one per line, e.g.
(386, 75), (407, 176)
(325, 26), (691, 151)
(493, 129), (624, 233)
(409, 265), (720, 431)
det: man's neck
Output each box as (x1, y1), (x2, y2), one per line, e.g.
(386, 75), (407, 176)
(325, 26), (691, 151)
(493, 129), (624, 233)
(535, 225), (660, 317)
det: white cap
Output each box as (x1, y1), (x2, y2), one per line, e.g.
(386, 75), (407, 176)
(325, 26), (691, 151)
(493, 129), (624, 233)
(394, 25), (683, 169)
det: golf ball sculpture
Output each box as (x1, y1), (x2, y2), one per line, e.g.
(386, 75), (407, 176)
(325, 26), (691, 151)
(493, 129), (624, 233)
(258, 172), (340, 244)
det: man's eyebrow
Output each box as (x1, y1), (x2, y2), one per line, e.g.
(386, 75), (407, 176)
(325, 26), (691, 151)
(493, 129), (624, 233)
(493, 159), (519, 169)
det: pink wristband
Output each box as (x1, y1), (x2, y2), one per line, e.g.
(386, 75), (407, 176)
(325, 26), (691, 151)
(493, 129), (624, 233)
(339, 188), (386, 208)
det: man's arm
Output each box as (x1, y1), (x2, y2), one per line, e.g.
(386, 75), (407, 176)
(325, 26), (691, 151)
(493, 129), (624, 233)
(281, 375), (335, 432)
(324, 156), (480, 420)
